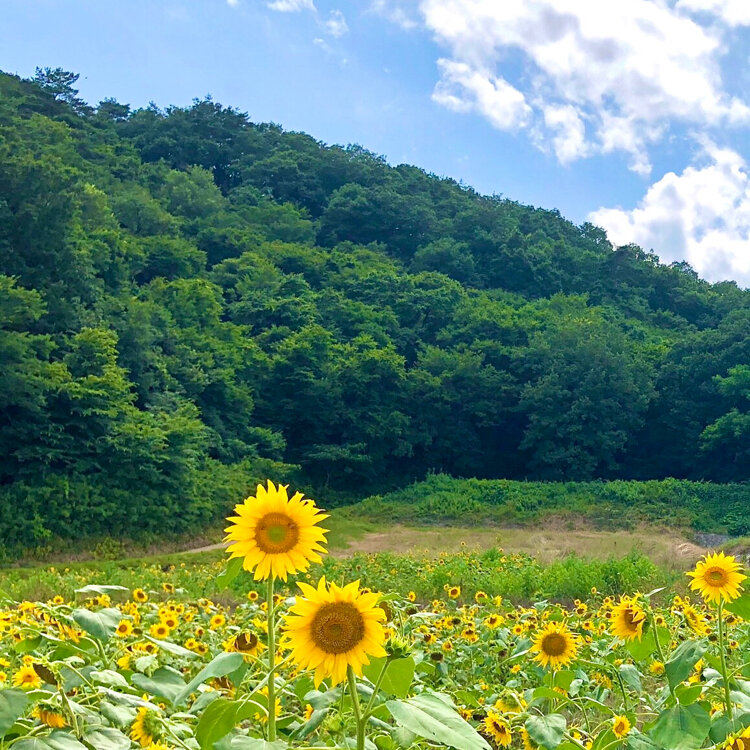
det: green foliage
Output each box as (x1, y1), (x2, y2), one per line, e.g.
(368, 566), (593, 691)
(344, 474), (750, 534)
(1, 67), (750, 552)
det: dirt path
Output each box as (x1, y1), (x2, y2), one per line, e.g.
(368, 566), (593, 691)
(187, 524), (707, 569)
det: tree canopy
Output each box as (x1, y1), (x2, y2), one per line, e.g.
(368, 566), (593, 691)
(0, 69), (748, 549)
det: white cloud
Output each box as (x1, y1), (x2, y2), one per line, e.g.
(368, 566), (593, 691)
(407, 0), (750, 172)
(267, 0), (315, 12)
(325, 9), (349, 37)
(541, 103), (589, 164)
(226, 0), (239, 6)
(369, 0), (420, 30)
(589, 141), (750, 286)
(432, 59), (531, 131)
(676, 0), (750, 26)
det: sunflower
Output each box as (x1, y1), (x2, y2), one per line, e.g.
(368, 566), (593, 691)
(150, 623), (170, 639)
(687, 552), (747, 604)
(530, 622), (579, 670)
(225, 632), (266, 657)
(32, 704), (66, 728)
(116, 620), (133, 637)
(447, 586), (461, 600)
(225, 481), (329, 581)
(247, 591), (259, 602)
(133, 589), (148, 603)
(284, 576), (387, 686)
(648, 660), (665, 675)
(484, 712), (512, 747)
(612, 716), (631, 739)
(610, 597), (647, 641)
(131, 707), (162, 747)
(209, 614), (226, 630)
(723, 726), (750, 750)
(12, 666), (41, 690)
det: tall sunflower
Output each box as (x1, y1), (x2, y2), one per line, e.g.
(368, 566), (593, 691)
(609, 597), (647, 641)
(530, 622), (579, 670)
(284, 577), (387, 686)
(225, 481), (329, 581)
(687, 552), (746, 604)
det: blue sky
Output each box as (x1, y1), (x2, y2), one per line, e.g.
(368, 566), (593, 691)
(4, 0), (750, 286)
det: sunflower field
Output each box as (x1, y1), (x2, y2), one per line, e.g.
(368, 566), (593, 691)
(0, 482), (747, 750)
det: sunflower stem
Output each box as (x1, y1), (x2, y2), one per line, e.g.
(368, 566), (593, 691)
(364, 659), (389, 715)
(347, 666), (366, 750)
(267, 576), (277, 742)
(649, 609), (674, 698)
(717, 599), (733, 722)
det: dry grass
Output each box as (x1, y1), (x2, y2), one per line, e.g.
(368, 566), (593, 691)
(334, 522), (706, 570)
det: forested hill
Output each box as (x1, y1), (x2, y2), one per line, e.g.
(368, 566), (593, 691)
(2, 68), (749, 549)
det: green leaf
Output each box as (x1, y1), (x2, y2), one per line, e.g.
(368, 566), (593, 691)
(532, 687), (562, 701)
(90, 670), (129, 688)
(173, 652), (244, 706)
(525, 714), (567, 750)
(626, 730), (660, 750)
(725, 593), (750, 620)
(216, 556), (244, 591)
(619, 664), (642, 693)
(386, 692), (491, 750)
(81, 726), (132, 750)
(143, 635), (199, 658)
(195, 697), (240, 750)
(71, 608), (122, 642)
(626, 631), (655, 662)
(214, 736), (289, 750)
(364, 657), (415, 699)
(99, 701), (136, 727)
(97, 688), (160, 711)
(0, 689), (29, 737)
(665, 640), (707, 690)
(650, 704), (711, 750)
(132, 666), (186, 704)
(15, 732), (88, 750)
(675, 684), (703, 706)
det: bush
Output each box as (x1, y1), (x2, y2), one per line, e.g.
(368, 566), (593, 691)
(342, 474), (749, 534)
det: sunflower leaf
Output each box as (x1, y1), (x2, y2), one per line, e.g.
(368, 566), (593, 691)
(132, 666), (186, 704)
(725, 592), (750, 620)
(386, 692), (491, 750)
(649, 704), (711, 750)
(173, 652), (244, 707)
(665, 640), (707, 691)
(0, 689), (28, 738)
(217, 556), (244, 591)
(71, 608), (122, 642)
(81, 726), (132, 750)
(525, 714), (567, 750)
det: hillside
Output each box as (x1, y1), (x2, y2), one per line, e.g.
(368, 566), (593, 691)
(1, 67), (749, 551)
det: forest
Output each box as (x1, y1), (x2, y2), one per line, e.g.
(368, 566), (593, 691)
(1, 67), (749, 549)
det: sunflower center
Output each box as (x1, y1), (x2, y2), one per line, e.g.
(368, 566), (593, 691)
(255, 512), (299, 553)
(310, 602), (365, 654)
(706, 567), (727, 585)
(623, 608), (640, 630)
(541, 632), (568, 656)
